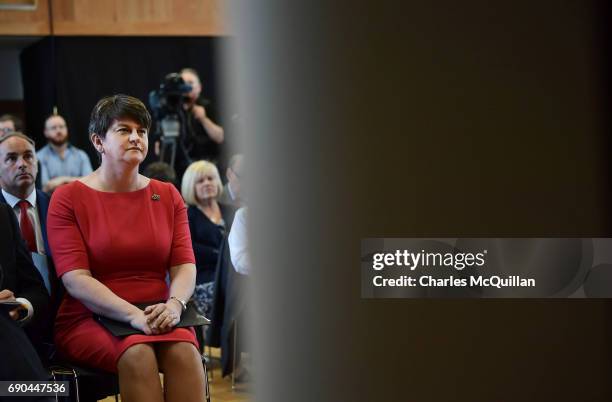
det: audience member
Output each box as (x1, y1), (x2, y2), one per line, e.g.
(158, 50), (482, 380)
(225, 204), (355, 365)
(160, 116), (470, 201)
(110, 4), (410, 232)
(218, 153), (244, 207)
(37, 114), (93, 193)
(0, 132), (55, 295)
(0, 132), (58, 359)
(181, 160), (235, 317)
(144, 161), (177, 184)
(0, 113), (23, 134)
(0, 203), (54, 402)
(47, 94), (206, 402)
(229, 207), (251, 275)
(1, 117), (43, 190)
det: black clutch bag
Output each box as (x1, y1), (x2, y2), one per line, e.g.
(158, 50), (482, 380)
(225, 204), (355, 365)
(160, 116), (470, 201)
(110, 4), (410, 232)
(95, 302), (210, 337)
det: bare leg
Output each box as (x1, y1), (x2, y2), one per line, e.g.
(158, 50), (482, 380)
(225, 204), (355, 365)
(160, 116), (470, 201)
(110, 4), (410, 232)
(156, 342), (206, 402)
(117, 343), (164, 402)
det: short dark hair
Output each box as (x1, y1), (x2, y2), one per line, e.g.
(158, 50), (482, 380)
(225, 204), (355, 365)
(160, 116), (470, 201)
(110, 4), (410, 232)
(0, 114), (23, 131)
(88, 94), (151, 140)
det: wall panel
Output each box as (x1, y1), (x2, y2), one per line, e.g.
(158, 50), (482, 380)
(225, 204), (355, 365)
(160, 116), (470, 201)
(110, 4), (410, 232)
(0, 0), (50, 35)
(52, 0), (226, 36)
(0, 0), (225, 36)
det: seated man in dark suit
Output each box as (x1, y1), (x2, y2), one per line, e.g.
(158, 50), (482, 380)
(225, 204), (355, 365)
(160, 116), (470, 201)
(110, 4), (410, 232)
(0, 202), (53, 401)
(0, 131), (58, 355)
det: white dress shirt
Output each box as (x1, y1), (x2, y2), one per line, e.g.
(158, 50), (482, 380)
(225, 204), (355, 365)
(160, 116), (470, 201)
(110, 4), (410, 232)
(229, 207), (251, 275)
(2, 189), (45, 255)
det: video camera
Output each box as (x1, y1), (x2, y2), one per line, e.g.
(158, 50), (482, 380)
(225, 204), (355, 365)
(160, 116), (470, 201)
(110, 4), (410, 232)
(149, 73), (192, 168)
(149, 73), (192, 120)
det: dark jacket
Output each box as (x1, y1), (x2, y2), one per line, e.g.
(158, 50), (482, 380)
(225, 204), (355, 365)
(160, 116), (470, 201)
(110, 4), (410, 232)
(0, 203), (49, 329)
(0, 203), (52, 386)
(187, 203), (235, 284)
(0, 190), (60, 352)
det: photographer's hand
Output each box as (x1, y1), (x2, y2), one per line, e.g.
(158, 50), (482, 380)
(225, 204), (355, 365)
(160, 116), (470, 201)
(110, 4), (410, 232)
(192, 105), (207, 122)
(191, 104), (224, 144)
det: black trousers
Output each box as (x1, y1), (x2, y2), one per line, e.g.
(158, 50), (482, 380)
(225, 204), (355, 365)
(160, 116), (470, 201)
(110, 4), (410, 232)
(0, 314), (54, 402)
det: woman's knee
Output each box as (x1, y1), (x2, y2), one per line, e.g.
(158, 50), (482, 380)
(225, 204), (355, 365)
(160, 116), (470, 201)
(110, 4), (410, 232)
(118, 343), (158, 374)
(157, 342), (201, 371)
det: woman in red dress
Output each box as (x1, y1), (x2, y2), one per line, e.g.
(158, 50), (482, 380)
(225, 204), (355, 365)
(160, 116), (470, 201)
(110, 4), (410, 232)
(47, 95), (206, 402)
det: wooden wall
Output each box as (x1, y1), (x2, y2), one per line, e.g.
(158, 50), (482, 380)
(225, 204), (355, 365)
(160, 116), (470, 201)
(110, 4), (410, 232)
(0, 0), (226, 36)
(0, 0), (50, 35)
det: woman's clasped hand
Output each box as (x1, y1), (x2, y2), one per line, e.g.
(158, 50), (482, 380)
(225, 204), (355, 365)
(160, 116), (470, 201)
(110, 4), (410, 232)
(133, 301), (183, 335)
(128, 301), (183, 335)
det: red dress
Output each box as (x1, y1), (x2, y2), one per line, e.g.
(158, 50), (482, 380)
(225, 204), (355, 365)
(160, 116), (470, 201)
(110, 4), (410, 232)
(47, 179), (197, 372)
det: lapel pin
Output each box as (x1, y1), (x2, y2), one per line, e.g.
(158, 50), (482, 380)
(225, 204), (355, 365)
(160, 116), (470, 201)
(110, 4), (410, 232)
(151, 194), (160, 201)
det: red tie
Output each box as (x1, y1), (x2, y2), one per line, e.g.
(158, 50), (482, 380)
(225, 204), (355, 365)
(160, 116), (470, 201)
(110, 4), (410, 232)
(18, 200), (37, 253)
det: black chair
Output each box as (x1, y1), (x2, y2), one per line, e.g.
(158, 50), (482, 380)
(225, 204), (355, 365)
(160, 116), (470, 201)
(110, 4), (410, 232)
(49, 342), (211, 402)
(47, 323), (212, 402)
(49, 363), (119, 402)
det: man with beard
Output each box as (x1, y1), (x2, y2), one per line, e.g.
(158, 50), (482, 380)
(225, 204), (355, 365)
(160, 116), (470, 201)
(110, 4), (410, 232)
(37, 114), (92, 193)
(0, 132), (57, 359)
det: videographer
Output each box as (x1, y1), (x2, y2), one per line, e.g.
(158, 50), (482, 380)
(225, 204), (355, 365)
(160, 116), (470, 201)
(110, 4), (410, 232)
(152, 69), (225, 180)
(181, 68), (224, 148)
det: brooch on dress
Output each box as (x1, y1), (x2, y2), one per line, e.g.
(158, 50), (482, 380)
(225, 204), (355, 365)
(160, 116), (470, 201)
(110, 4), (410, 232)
(151, 194), (160, 201)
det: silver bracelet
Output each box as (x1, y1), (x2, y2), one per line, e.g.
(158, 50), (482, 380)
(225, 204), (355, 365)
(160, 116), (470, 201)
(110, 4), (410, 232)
(169, 296), (187, 312)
